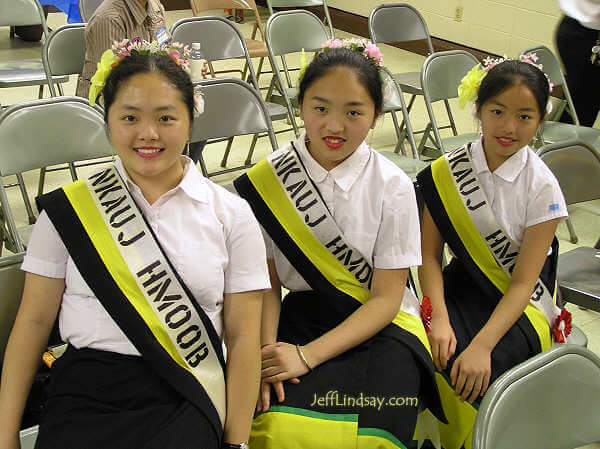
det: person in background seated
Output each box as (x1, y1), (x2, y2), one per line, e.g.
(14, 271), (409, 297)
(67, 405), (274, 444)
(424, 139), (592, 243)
(417, 56), (570, 449)
(76, 0), (166, 98)
(235, 40), (445, 449)
(0, 40), (268, 449)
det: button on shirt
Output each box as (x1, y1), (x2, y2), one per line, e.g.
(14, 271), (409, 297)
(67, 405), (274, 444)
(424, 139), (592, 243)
(469, 138), (568, 248)
(76, 0), (166, 98)
(22, 157), (270, 356)
(264, 134), (422, 293)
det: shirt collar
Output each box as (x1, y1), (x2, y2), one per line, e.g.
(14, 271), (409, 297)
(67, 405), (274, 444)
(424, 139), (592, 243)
(124, 0), (150, 26)
(470, 137), (528, 183)
(294, 133), (370, 192)
(114, 155), (209, 204)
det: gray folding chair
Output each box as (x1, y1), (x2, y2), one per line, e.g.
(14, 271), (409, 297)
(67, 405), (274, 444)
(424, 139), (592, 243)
(521, 45), (600, 149)
(472, 344), (600, 449)
(78, 0), (104, 21)
(0, 97), (113, 252)
(170, 16), (288, 168)
(535, 140), (600, 310)
(421, 50), (481, 155)
(0, 0), (68, 106)
(369, 4), (446, 155)
(265, 10), (330, 136)
(266, 0), (334, 39)
(190, 78), (278, 177)
(537, 140), (600, 244)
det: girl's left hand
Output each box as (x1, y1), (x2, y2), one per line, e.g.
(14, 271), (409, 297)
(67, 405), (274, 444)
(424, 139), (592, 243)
(261, 342), (309, 383)
(450, 342), (492, 403)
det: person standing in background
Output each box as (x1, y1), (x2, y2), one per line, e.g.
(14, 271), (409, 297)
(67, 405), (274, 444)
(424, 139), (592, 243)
(76, 0), (166, 98)
(556, 0), (600, 127)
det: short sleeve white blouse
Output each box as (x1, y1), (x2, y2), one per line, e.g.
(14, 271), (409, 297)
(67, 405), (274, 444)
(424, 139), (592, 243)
(264, 134), (422, 294)
(469, 138), (568, 247)
(21, 156), (271, 356)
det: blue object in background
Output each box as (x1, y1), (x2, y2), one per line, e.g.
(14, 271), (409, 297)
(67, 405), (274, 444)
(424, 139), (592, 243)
(39, 0), (82, 23)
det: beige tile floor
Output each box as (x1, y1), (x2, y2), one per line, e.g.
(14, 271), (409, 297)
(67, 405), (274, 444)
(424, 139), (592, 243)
(1, 8), (600, 447)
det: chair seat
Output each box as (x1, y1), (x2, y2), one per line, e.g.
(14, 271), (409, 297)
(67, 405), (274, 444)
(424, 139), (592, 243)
(442, 133), (479, 153)
(558, 246), (600, 311)
(265, 101), (288, 121)
(245, 39), (269, 58)
(392, 71), (422, 95)
(563, 324), (588, 347)
(0, 60), (69, 87)
(380, 152), (429, 181)
(542, 122), (600, 148)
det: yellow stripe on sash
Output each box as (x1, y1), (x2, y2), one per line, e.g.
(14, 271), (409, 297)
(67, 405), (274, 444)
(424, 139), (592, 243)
(62, 181), (194, 376)
(393, 311), (432, 356)
(435, 373), (476, 449)
(430, 158), (551, 352)
(248, 160), (369, 304)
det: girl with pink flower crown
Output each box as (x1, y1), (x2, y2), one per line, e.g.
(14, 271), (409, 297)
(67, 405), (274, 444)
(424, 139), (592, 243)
(417, 58), (570, 448)
(234, 44), (445, 449)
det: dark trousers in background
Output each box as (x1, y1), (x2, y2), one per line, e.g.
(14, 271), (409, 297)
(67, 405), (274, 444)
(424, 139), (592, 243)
(556, 15), (600, 127)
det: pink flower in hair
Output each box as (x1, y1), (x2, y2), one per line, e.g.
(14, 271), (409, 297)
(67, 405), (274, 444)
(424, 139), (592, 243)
(365, 43), (383, 66)
(168, 49), (181, 64)
(325, 38), (343, 49)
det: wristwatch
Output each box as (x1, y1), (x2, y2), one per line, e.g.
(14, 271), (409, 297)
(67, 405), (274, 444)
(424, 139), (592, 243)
(222, 443), (249, 449)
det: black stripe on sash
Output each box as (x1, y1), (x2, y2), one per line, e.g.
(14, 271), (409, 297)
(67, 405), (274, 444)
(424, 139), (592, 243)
(37, 189), (224, 443)
(234, 173), (447, 423)
(416, 165), (542, 355)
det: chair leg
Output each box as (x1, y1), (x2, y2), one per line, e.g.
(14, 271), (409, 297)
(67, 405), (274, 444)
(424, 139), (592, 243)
(398, 94), (417, 134)
(246, 134), (260, 165)
(37, 167), (46, 196)
(417, 122), (433, 155)
(389, 111), (406, 156)
(16, 173), (36, 225)
(220, 137), (235, 168)
(38, 85), (44, 99)
(566, 217), (578, 244)
(69, 162), (78, 181)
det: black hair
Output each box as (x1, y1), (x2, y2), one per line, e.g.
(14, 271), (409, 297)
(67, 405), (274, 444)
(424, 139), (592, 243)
(298, 47), (383, 116)
(102, 51), (195, 123)
(476, 59), (550, 120)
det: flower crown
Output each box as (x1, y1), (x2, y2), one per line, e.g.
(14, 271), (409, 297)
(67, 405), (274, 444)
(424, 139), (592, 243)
(457, 52), (553, 109)
(297, 38), (384, 84)
(89, 37), (204, 117)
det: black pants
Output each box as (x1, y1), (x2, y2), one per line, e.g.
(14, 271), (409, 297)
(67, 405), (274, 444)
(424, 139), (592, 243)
(556, 15), (600, 127)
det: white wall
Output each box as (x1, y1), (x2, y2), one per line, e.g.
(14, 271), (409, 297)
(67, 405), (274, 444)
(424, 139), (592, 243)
(328, 0), (563, 56)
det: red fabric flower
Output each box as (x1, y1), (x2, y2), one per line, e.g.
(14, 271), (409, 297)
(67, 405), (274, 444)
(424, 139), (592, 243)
(552, 309), (573, 343)
(421, 296), (433, 333)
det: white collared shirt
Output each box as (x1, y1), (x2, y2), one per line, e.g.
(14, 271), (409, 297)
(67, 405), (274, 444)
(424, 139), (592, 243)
(469, 138), (568, 248)
(264, 134), (422, 292)
(22, 156), (270, 355)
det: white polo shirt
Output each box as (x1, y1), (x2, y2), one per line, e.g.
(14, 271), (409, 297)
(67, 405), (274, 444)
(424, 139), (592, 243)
(22, 156), (270, 356)
(264, 134), (422, 292)
(470, 138), (568, 248)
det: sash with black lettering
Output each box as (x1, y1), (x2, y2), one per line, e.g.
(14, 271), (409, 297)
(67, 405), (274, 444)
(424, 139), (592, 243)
(234, 143), (446, 427)
(417, 144), (558, 353)
(37, 166), (226, 441)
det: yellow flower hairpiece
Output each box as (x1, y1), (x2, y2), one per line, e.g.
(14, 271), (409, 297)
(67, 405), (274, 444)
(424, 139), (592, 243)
(457, 63), (486, 109)
(89, 49), (120, 107)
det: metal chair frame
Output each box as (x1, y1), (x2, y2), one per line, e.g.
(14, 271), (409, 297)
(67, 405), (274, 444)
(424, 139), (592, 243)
(78, 0), (104, 21)
(189, 77), (278, 177)
(420, 50), (481, 155)
(266, 0), (333, 37)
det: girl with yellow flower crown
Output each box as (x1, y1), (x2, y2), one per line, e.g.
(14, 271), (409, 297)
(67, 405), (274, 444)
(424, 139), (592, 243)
(234, 43), (445, 449)
(417, 58), (571, 448)
(0, 40), (268, 449)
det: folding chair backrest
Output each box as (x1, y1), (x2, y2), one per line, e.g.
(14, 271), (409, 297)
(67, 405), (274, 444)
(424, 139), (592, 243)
(0, 252), (25, 363)
(191, 78), (277, 150)
(190, 0), (265, 37)
(369, 3), (433, 53)
(266, 0), (334, 38)
(170, 16), (260, 90)
(422, 50), (479, 104)
(0, 0), (48, 35)
(42, 24), (86, 96)
(78, 0), (104, 21)
(0, 96), (112, 176)
(537, 140), (600, 205)
(472, 345), (600, 449)
(266, 9), (330, 57)
(521, 45), (580, 126)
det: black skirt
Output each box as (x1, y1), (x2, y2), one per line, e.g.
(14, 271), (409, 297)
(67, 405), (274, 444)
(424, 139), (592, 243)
(35, 346), (220, 449)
